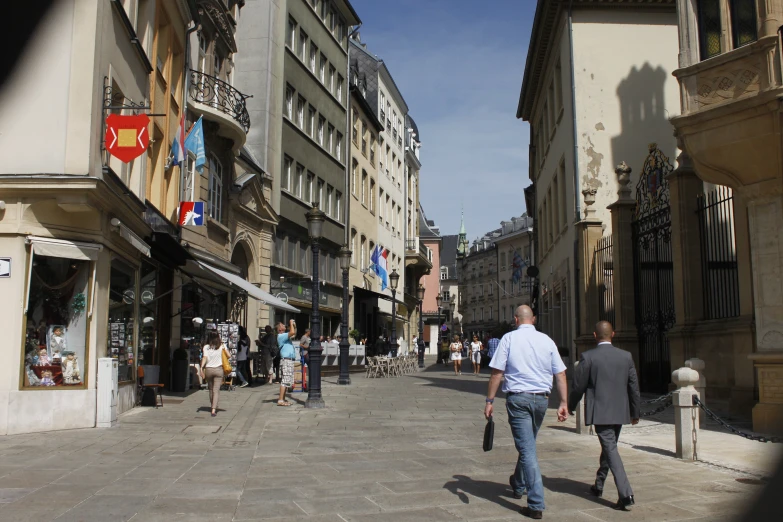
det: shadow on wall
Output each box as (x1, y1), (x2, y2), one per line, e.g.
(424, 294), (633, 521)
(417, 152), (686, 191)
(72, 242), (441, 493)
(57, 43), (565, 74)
(610, 63), (677, 187)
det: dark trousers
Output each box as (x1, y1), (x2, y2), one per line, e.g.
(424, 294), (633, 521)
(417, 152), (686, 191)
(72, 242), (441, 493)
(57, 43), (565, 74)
(594, 425), (633, 499)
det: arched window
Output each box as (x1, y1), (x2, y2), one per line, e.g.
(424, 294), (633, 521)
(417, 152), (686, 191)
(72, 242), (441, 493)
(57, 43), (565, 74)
(208, 154), (223, 222)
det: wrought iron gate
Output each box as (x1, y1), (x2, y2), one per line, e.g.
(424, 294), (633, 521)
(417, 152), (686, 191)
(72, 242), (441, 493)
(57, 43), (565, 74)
(632, 144), (676, 393)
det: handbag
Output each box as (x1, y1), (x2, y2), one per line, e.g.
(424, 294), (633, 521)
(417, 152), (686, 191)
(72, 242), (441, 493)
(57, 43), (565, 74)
(221, 347), (232, 375)
(483, 415), (495, 452)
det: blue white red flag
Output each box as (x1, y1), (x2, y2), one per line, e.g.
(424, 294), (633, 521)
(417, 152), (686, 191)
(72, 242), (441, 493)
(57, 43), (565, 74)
(370, 245), (390, 290)
(171, 114), (187, 167)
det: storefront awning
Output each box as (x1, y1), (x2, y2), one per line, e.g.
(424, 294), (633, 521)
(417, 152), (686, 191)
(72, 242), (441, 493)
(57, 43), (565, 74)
(195, 261), (300, 313)
(354, 287), (408, 310)
(26, 236), (102, 261)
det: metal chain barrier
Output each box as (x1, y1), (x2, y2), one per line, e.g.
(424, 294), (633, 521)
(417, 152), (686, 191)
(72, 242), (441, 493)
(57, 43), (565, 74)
(642, 392), (672, 404)
(692, 396), (782, 443)
(640, 399), (672, 417)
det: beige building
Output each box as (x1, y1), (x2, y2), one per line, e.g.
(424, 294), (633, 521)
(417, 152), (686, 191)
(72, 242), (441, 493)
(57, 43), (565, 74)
(518, 0), (680, 377)
(348, 82), (383, 335)
(669, 0), (783, 434)
(495, 215), (534, 326)
(458, 230), (500, 340)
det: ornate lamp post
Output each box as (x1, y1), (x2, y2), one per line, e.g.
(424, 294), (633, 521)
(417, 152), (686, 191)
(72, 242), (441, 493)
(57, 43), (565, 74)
(388, 269), (400, 357)
(436, 293), (443, 364)
(305, 203), (326, 409)
(338, 245), (352, 385)
(417, 285), (425, 368)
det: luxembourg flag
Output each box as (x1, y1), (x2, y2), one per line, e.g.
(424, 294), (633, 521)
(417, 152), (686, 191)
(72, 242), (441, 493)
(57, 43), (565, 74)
(170, 113), (186, 167)
(371, 245), (389, 290)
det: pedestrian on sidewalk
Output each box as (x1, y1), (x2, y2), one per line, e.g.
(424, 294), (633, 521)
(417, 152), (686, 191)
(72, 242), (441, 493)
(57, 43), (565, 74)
(449, 335), (463, 375)
(256, 325), (277, 384)
(470, 335), (483, 375)
(200, 331), (230, 417)
(277, 320), (297, 406)
(568, 321), (641, 512)
(487, 336), (500, 368)
(485, 305), (568, 520)
(235, 326), (250, 388)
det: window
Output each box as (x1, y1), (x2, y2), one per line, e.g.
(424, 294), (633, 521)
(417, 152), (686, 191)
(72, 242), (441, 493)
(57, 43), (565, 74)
(298, 29), (307, 60)
(352, 110), (358, 143)
(328, 65), (336, 93)
(336, 132), (343, 161)
(294, 163), (304, 198)
(337, 74), (344, 101)
(308, 105), (316, 136)
(287, 17), (296, 50)
(502, 280), (506, 293)
(317, 115), (325, 146)
(441, 267), (448, 280)
(698, 0), (722, 59)
(310, 43), (317, 72)
(361, 236), (367, 268)
(300, 241), (308, 275)
(319, 54), (326, 82)
(108, 257), (138, 383)
(317, 178), (325, 209)
(559, 159), (567, 229)
(361, 170), (368, 206)
(321, 0), (328, 20)
(555, 59), (563, 113)
(351, 159), (358, 195)
(731, 0), (757, 48)
(284, 85), (293, 119)
(552, 171), (560, 232)
(274, 231), (284, 265)
(361, 120), (367, 156)
(351, 229), (357, 265)
(326, 184), (334, 216)
(297, 96), (305, 128)
(208, 154), (223, 222)
(282, 156), (292, 192)
(23, 251), (92, 388)
(379, 188), (384, 220)
(306, 171), (315, 202)
(336, 191), (342, 222)
(370, 135), (376, 165)
(288, 237), (297, 272)
(327, 124), (335, 154)
(369, 179), (375, 213)
(500, 253), (506, 268)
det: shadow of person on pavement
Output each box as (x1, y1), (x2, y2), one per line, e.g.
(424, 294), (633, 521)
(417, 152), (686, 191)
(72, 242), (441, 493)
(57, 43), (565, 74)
(443, 475), (521, 514)
(541, 476), (616, 508)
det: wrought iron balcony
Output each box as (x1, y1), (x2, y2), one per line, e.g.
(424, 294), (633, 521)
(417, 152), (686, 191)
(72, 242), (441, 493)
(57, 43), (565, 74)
(189, 70), (251, 132)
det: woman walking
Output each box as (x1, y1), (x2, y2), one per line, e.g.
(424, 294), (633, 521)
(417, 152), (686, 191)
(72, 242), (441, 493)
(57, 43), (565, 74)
(200, 331), (229, 417)
(470, 335), (483, 375)
(235, 326), (251, 388)
(449, 335), (463, 375)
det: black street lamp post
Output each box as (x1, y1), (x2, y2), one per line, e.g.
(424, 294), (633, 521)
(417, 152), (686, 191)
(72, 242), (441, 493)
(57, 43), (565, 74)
(436, 293), (442, 364)
(417, 285), (425, 368)
(338, 246), (352, 385)
(305, 203), (326, 409)
(389, 270), (400, 357)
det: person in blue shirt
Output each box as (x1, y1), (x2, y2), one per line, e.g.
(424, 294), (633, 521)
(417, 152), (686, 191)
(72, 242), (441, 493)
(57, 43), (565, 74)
(276, 319), (296, 406)
(487, 337), (500, 365)
(484, 305), (568, 520)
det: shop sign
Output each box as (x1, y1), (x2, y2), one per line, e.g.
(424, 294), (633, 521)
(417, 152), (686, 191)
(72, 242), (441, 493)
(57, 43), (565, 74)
(141, 290), (154, 304)
(105, 114), (150, 162)
(178, 202), (205, 226)
(0, 257), (10, 278)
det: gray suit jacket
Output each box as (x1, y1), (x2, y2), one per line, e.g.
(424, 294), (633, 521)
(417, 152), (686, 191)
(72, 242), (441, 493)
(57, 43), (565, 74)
(568, 344), (641, 426)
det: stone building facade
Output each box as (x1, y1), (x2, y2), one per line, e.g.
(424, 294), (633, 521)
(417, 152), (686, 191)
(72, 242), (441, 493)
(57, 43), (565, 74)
(495, 215), (534, 326)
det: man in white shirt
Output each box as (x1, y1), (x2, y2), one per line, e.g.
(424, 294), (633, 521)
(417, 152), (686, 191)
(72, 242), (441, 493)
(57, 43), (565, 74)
(484, 305), (568, 520)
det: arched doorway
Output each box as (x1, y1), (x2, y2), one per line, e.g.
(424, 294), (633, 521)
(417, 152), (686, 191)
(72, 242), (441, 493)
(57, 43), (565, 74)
(230, 241), (254, 327)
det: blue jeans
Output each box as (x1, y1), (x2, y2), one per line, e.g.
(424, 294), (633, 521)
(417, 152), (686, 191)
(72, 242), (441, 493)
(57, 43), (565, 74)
(506, 393), (548, 511)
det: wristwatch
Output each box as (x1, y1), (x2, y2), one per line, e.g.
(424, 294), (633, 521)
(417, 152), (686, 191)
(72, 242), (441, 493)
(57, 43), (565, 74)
(485, 398), (494, 404)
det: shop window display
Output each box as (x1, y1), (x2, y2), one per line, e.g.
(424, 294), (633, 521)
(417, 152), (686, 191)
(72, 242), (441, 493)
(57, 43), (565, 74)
(139, 261), (159, 365)
(108, 259), (137, 383)
(23, 255), (90, 388)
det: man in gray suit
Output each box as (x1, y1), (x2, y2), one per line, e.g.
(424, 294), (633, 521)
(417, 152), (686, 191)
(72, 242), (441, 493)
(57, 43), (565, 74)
(568, 321), (641, 511)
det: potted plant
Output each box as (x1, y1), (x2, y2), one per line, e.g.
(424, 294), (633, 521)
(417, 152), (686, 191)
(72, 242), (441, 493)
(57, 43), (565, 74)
(349, 329), (361, 344)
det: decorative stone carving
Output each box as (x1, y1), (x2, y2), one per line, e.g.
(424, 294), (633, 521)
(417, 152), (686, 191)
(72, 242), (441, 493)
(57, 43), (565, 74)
(615, 161), (632, 200)
(582, 187), (597, 218)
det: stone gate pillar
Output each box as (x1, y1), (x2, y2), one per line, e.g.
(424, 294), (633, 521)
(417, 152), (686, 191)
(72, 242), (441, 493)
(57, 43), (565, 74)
(607, 162), (639, 367)
(575, 188), (604, 361)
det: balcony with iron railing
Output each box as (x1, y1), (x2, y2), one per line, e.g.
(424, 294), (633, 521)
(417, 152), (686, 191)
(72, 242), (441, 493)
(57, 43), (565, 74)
(405, 236), (432, 270)
(188, 69), (252, 151)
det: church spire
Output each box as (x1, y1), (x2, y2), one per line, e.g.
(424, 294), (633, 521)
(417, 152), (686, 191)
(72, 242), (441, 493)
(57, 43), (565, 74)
(456, 207), (469, 259)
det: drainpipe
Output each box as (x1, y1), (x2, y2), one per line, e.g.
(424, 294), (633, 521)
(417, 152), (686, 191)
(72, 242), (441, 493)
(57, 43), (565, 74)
(568, 0), (581, 341)
(344, 24), (362, 246)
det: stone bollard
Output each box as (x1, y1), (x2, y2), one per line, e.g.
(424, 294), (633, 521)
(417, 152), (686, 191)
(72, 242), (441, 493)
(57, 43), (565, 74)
(672, 366), (700, 460)
(685, 358), (706, 426)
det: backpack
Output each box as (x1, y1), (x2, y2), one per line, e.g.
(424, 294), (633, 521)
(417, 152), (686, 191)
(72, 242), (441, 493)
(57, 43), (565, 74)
(265, 333), (280, 357)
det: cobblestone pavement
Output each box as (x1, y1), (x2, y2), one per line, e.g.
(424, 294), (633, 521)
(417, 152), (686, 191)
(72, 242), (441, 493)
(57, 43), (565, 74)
(0, 358), (779, 521)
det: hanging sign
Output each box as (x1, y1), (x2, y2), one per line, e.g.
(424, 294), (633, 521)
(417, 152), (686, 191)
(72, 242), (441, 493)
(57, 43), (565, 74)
(178, 202), (205, 226)
(105, 114), (150, 162)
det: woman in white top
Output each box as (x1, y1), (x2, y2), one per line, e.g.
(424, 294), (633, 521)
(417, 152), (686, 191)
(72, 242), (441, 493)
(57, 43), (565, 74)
(449, 335), (463, 376)
(470, 335), (483, 375)
(200, 331), (229, 417)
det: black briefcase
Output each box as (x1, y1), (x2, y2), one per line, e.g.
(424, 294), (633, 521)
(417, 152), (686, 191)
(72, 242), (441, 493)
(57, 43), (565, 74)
(483, 415), (495, 452)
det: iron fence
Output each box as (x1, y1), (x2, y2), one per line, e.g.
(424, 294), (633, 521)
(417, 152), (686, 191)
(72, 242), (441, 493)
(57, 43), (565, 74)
(696, 186), (740, 319)
(594, 235), (615, 326)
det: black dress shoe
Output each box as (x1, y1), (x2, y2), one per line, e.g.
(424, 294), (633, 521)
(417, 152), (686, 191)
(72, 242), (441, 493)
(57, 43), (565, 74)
(520, 506), (543, 519)
(613, 495), (634, 511)
(590, 485), (603, 497)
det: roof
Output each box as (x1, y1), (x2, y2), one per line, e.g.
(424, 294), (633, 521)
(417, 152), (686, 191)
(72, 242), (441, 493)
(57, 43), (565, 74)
(350, 38), (409, 114)
(516, 0), (676, 121)
(440, 234), (459, 274)
(336, 0), (361, 25)
(350, 84), (383, 132)
(406, 114), (420, 142)
(418, 206), (440, 239)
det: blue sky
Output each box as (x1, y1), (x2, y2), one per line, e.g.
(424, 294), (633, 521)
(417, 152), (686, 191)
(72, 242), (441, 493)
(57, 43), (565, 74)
(350, 0), (535, 240)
